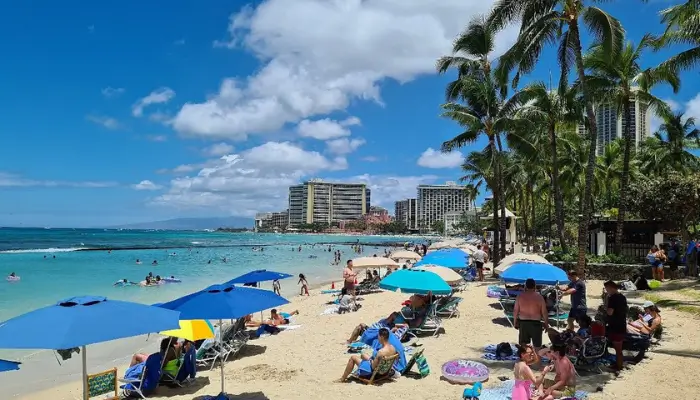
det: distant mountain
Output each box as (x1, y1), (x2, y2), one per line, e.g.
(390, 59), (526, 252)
(110, 217), (254, 230)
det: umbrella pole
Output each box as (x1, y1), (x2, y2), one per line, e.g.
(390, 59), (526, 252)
(219, 319), (225, 395)
(81, 345), (87, 400)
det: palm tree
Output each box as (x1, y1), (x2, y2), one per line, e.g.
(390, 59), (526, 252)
(489, 0), (624, 274)
(511, 82), (582, 252)
(437, 16), (515, 265)
(583, 35), (679, 254)
(655, 0), (700, 73)
(640, 112), (700, 174)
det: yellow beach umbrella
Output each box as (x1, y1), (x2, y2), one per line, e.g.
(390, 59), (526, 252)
(160, 319), (215, 341)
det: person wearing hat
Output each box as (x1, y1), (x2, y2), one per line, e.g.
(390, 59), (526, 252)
(604, 280), (628, 371)
(628, 300), (662, 337)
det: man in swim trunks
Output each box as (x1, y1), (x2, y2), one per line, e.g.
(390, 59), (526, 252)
(343, 259), (357, 296)
(538, 344), (576, 399)
(270, 309), (299, 325)
(338, 328), (396, 382)
(514, 278), (549, 350)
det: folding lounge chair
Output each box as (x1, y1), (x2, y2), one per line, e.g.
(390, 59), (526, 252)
(400, 348), (424, 376)
(120, 352), (162, 399)
(195, 337), (220, 370)
(574, 336), (608, 373)
(436, 297), (463, 318)
(352, 353), (399, 385)
(161, 345), (197, 387)
(405, 303), (442, 338)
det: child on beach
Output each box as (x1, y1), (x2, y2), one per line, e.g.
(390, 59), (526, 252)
(298, 273), (309, 296)
(273, 279), (281, 296)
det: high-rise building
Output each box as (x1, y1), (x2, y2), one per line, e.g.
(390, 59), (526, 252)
(575, 87), (651, 155)
(254, 210), (289, 231)
(417, 182), (471, 232)
(287, 180), (370, 227)
(394, 198), (418, 231)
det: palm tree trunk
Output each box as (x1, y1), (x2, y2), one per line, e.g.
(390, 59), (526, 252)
(570, 21), (598, 277)
(614, 93), (633, 255)
(530, 183), (536, 253)
(496, 135), (508, 259)
(549, 123), (567, 251)
(489, 138), (501, 271)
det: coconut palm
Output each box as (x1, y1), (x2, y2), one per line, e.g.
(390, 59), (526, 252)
(489, 0), (624, 273)
(655, 0), (700, 73)
(583, 35), (679, 254)
(510, 82), (582, 251)
(640, 112), (700, 175)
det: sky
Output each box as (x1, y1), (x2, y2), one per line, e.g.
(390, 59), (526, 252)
(0, 0), (698, 228)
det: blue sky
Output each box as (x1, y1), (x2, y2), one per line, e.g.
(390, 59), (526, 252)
(0, 0), (698, 227)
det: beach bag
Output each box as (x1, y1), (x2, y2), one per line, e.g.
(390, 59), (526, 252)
(620, 280), (636, 291)
(495, 342), (513, 358)
(415, 352), (430, 377)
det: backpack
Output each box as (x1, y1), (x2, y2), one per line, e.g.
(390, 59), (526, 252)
(496, 342), (513, 358)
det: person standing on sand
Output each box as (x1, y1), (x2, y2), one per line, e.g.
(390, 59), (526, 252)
(514, 278), (549, 349)
(604, 280), (628, 372)
(343, 260), (357, 296)
(472, 245), (487, 282)
(559, 270), (586, 331)
(298, 274), (309, 296)
(272, 279), (281, 296)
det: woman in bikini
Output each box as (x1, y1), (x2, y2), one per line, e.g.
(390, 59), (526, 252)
(512, 344), (549, 400)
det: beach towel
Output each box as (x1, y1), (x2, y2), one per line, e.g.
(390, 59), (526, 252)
(479, 380), (588, 400)
(176, 345), (196, 382)
(320, 305), (340, 315)
(482, 343), (520, 361)
(122, 352), (162, 393)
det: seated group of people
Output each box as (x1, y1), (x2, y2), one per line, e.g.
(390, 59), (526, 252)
(244, 308), (299, 336)
(127, 336), (196, 393)
(338, 293), (438, 381)
(513, 343), (577, 400)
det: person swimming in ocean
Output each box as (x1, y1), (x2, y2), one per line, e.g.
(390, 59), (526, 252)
(9, 272), (16, 277)
(114, 278), (137, 286)
(152, 260), (158, 266)
(135, 259), (142, 265)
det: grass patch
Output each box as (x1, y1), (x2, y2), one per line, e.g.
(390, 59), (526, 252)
(679, 288), (700, 301)
(643, 293), (700, 316)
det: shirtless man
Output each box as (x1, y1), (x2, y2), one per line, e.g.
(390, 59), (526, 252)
(514, 278), (549, 349)
(338, 328), (396, 382)
(538, 344), (576, 399)
(343, 260), (357, 296)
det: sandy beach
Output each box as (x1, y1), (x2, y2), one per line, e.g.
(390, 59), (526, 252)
(14, 276), (700, 400)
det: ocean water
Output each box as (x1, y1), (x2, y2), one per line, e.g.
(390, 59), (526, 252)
(0, 228), (418, 324)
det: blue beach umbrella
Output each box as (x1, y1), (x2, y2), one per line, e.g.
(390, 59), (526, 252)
(500, 262), (569, 285)
(225, 269), (293, 286)
(0, 296), (180, 400)
(379, 269), (452, 295)
(415, 250), (469, 269)
(0, 359), (20, 372)
(157, 284), (289, 395)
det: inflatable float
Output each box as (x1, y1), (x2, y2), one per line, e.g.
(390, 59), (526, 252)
(162, 277), (182, 283)
(6, 275), (20, 282)
(441, 359), (489, 384)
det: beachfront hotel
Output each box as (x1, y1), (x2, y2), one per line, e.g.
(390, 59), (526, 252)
(417, 182), (471, 232)
(254, 210), (289, 231)
(575, 86), (651, 155)
(287, 180), (370, 227)
(394, 198), (418, 231)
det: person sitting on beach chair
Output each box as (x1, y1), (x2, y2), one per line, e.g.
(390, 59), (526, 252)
(627, 301), (662, 337)
(346, 312), (407, 344)
(546, 314), (592, 348)
(338, 328), (397, 382)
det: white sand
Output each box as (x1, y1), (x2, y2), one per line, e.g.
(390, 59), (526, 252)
(12, 278), (700, 400)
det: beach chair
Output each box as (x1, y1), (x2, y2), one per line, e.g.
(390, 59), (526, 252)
(400, 348), (424, 376)
(406, 303), (443, 338)
(436, 296), (463, 318)
(352, 353), (399, 385)
(195, 338), (220, 370)
(87, 368), (118, 400)
(120, 352), (162, 399)
(573, 336), (608, 373)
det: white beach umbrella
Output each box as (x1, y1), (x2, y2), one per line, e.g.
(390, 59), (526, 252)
(351, 256), (401, 269)
(459, 244), (478, 255)
(495, 254), (551, 275)
(428, 240), (461, 250)
(411, 265), (464, 286)
(389, 250), (422, 261)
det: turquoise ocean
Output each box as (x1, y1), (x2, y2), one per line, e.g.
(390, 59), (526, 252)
(0, 228), (421, 397)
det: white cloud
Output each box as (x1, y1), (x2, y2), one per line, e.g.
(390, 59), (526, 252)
(684, 93), (700, 121)
(146, 134), (168, 142)
(172, 0), (518, 140)
(133, 87), (176, 117)
(204, 142), (235, 156)
(0, 172), (116, 188)
(101, 87), (125, 98)
(86, 115), (120, 130)
(326, 137), (366, 155)
(153, 141), (347, 213)
(131, 180), (163, 191)
(664, 98), (682, 112)
(344, 173), (439, 209)
(296, 116), (360, 140)
(361, 156), (380, 162)
(417, 148), (463, 168)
